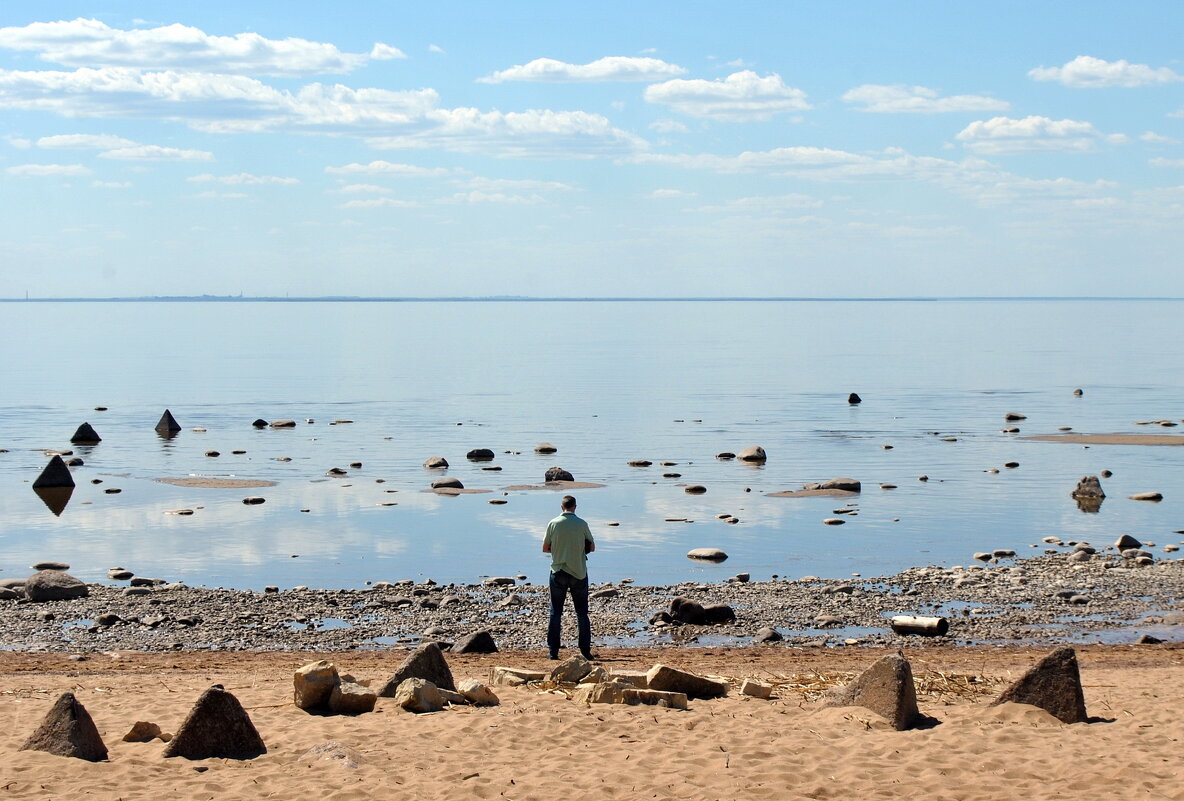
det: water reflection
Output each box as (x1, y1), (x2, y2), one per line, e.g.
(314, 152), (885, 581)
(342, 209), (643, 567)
(33, 485), (74, 517)
(1074, 495), (1104, 514)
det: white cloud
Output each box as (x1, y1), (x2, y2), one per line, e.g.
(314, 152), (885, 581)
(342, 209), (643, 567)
(461, 177), (573, 192)
(955, 116), (1111, 154)
(0, 18), (399, 76)
(369, 43), (406, 61)
(644, 71), (809, 121)
(649, 188), (697, 199)
(91, 180), (131, 188)
(633, 146), (871, 173)
(37, 133), (137, 149)
(335, 183), (392, 194)
(340, 197), (418, 208)
(444, 191), (543, 204)
(99, 144), (213, 161)
(1150, 157), (1184, 168)
(649, 119), (688, 133)
(428, 44), (445, 55)
(1028, 55), (1183, 88)
(325, 160), (454, 176)
(1141, 131), (1179, 144)
(190, 190), (247, 199)
(842, 84), (1009, 113)
(187, 172), (299, 184)
(366, 108), (647, 158)
(5, 135), (31, 148)
(478, 56), (685, 84)
(697, 193), (824, 212)
(6, 162), (91, 175)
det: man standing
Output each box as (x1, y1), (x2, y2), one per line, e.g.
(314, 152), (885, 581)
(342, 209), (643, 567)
(542, 495), (595, 660)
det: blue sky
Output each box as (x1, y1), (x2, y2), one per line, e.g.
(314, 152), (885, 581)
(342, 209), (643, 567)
(2, 1), (1182, 297)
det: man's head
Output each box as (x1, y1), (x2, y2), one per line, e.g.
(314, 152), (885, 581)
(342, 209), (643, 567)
(561, 495), (577, 512)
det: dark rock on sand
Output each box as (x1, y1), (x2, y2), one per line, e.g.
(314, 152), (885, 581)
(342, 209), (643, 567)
(70, 423), (101, 444)
(669, 596), (735, 625)
(824, 654), (921, 731)
(162, 685), (266, 760)
(379, 642), (456, 695)
(20, 691), (108, 761)
(25, 571), (88, 602)
(545, 467), (574, 482)
(990, 647), (1088, 724)
(451, 630), (498, 654)
(33, 455), (75, 489)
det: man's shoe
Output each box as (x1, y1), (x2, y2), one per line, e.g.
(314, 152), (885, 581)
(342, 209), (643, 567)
(580, 651), (597, 661)
(548, 652), (559, 660)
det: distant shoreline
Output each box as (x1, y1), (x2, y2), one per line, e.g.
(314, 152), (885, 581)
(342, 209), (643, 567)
(1, 296), (1181, 303)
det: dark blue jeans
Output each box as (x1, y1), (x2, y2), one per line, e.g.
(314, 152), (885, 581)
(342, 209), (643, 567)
(548, 569), (591, 656)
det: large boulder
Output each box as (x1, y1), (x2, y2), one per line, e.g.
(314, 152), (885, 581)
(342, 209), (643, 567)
(162, 685), (266, 760)
(378, 642), (456, 696)
(545, 466), (574, 482)
(24, 570), (88, 602)
(70, 422), (101, 444)
(549, 655), (594, 684)
(686, 548), (728, 562)
(457, 679), (499, 706)
(423, 456), (449, 469)
(466, 448), (495, 461)
(328, 678), (377, 715)
(646, 664), (728, 699)
(19, 692), (108, 761)
(431, 476), (464, 490)
(293, 660), (339, 710)
(805, 477), (861, 493)
(451, 630), (498, 654)
(33, 455), (76, 489)
(737, 445), (767, 463)
(990, 647), (1088, 724)
(1071, 475), (1105, 499)
(823, 654), (921, 730)
(155, 409), (182, 433)
(669, 596), (735, 625)
(393, 678), (444, 713)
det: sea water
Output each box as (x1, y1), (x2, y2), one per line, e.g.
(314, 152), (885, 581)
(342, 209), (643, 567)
(0, 299), (1181, 590)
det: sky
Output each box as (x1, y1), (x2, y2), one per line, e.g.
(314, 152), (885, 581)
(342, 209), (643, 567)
(2, 1), (1183, 298)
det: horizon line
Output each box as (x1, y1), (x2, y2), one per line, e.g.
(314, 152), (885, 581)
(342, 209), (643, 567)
(1, 295), (1182, 303)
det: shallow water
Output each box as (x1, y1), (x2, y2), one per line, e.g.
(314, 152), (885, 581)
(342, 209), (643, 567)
(1, 299), (1181, 589)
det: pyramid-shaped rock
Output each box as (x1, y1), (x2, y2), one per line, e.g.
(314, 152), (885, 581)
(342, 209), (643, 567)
(379, 642), (456, 696)
(990, 647), (1088, 724)
(20, 692), (108, 761)
(33, 455), (75, 489)
(823, 654), (920, 730)
(155, 409), (182, 433)
(70, 422), (101, 444)
(451, 630), (498, 654)
(162, 685), (266, 760)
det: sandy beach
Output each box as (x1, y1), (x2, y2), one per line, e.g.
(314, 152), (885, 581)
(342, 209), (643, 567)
(2, 644), (1181, 801)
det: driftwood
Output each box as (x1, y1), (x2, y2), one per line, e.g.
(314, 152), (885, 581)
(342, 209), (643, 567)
(889, 615), (949, 637)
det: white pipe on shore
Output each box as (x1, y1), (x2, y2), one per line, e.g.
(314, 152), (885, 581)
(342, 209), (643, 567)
(890, 615), (950, 637)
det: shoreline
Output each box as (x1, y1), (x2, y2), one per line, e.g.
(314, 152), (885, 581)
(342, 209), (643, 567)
(4, 550), (1181, 653)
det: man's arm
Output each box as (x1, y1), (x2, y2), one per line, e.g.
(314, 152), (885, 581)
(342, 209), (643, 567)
(543, 525), (552, 553)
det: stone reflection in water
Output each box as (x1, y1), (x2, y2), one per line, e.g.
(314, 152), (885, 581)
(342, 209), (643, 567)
(1074, 495), (1104, 514)
(34, 485), (74, 517)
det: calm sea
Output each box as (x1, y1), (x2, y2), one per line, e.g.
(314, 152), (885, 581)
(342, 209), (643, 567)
(1, 300), (1181, 590)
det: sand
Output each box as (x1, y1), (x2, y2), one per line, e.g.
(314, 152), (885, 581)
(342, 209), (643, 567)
(1020, 433), (1184, 446)
(155, 477), (277, 489)
(3, 644), (1181, 800)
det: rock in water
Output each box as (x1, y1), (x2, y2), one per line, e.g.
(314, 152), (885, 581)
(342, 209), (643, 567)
(451, 630), (498, 654)
(431, 476), (464, 490)
(422, 456), (448, 469)
(848, 393), (862, 404)
(155, 409), (182, 433)
(466, 448), (495, 461)
(32, 455), (75, 489)
(20, 692), (108, 761)
(823, 654), (921, 731)
(990, 647), (1088, 724)
(294, 660), (340, 710)
(737, 445), (767, 463)
(1115, 534), (1142, 551)
(162, 685), (266, 760)
(378, 642), (456, 696)
(24, 570), (88, 602)
(1070, 475), (1105, 499)
(687, 548), (728, 562)
(545, 466), (574, 482)
(535, 442), (558, 454)
(70, 422), (101, 444)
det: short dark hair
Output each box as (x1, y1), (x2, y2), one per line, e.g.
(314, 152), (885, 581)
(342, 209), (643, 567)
(561, 495), (577, 510)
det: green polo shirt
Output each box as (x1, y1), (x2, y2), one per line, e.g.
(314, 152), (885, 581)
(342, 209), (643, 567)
(544, 512), (594, 580)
